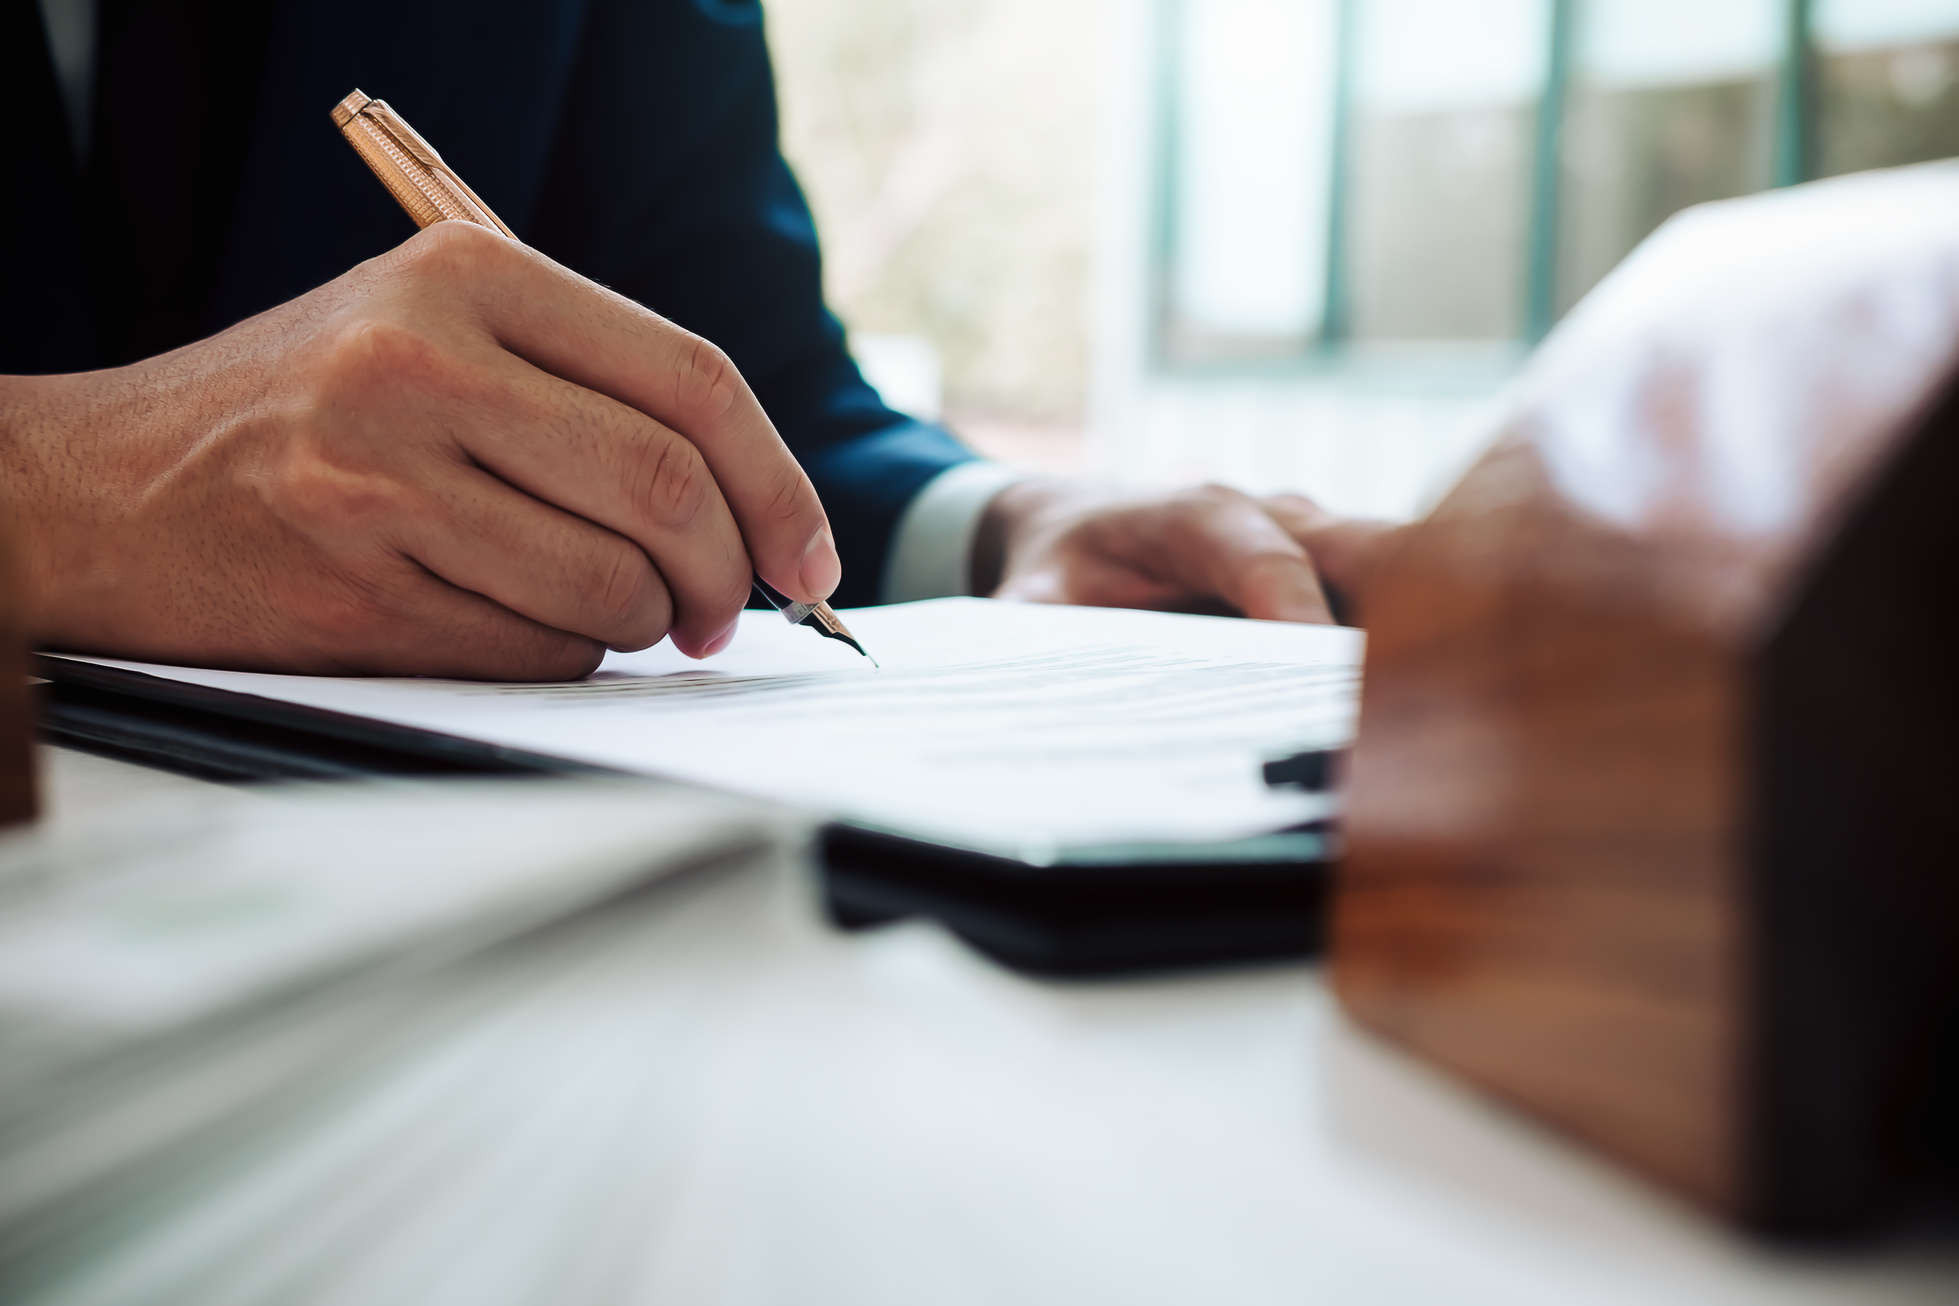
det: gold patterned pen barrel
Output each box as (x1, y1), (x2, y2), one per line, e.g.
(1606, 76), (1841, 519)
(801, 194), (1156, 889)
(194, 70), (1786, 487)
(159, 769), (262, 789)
(332, 91), (515, 237)
(331, 89), (872, 664)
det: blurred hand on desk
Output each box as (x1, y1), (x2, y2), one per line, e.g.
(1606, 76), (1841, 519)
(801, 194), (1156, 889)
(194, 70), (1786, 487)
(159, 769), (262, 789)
(0, 223), (839, 680)
(975, 480), (1398, 627)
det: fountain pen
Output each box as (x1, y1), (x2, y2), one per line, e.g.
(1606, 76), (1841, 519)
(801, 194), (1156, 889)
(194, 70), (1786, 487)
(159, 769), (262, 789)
(330, 89), (874, 664)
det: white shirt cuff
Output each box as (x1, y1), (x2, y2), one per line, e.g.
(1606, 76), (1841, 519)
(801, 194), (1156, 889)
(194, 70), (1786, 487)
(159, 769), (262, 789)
(879, 461), (1028, 604)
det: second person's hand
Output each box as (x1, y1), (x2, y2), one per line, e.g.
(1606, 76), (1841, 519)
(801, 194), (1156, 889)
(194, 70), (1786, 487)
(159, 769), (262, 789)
(975, 480), (1337, 623)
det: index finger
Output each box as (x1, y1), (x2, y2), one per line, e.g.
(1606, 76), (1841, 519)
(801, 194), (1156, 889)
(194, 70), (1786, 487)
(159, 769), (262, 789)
(423, 224), (842, 605)
(1151, 487), (1335, 624)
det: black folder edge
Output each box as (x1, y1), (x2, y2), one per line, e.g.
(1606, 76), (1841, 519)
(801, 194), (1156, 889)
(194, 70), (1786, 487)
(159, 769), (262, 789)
(34, 655), (610, 779)
(33, 654), (1331, 975)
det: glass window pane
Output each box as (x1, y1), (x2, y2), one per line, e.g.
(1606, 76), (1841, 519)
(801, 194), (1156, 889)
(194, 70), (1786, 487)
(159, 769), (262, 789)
(1344, 0), (1549, 342)
(1162, 0), (1340, 365)
(1815, 0), (1959, 177)
(1555, 0), (1780, 315)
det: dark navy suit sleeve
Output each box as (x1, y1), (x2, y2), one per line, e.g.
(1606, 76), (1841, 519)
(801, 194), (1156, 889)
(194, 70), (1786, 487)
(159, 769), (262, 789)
(9, 0), (972, 605)
(525, 0), (977, 608)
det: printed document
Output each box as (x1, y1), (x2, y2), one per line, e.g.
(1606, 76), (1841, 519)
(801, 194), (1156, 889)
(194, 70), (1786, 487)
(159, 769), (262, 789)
(66, 599), (1363, 852)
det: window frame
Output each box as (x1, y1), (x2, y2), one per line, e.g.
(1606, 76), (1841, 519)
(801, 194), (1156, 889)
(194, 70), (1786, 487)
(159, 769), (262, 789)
(1147, 0), (1822, 374)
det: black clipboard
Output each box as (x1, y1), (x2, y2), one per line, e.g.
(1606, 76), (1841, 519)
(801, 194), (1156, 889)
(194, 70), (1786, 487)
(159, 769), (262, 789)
(35, 655), (1332, 975)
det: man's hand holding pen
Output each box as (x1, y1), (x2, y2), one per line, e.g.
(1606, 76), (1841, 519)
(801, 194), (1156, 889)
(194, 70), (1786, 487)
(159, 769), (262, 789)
(0, 221), (841, 680)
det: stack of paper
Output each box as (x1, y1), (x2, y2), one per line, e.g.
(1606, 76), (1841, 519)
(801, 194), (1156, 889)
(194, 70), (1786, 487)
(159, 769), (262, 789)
(66, 599), (1366, 855)
(0, 777), (785, 1299)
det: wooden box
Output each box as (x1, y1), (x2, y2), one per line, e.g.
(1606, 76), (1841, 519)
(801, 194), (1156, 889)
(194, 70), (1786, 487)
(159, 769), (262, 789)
(1334, 165), (1959, 1235)
(0, 507), (33, 827)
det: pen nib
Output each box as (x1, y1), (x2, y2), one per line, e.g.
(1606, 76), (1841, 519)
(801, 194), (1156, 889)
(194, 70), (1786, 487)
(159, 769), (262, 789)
(806, 605), (877, 666)
(750, 580), (877, 665)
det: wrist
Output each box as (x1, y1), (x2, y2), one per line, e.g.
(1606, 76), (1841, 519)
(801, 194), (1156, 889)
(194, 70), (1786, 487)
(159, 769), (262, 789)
(0, 369), (146, 641)
(0, 374), (74, 631)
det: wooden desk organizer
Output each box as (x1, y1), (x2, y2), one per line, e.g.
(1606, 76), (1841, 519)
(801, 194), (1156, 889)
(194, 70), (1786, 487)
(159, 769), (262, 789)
(1334, 165), (1959, 1236)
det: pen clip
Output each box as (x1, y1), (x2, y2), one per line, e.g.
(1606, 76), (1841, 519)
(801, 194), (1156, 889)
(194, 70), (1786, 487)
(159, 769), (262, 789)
(356, 99), (453, 178)
(330, 89), (517, 240)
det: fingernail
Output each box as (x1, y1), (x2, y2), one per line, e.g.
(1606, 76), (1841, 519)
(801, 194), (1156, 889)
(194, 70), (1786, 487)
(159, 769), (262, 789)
(799, 527), (841, 599)
(702, 619), (738, 657)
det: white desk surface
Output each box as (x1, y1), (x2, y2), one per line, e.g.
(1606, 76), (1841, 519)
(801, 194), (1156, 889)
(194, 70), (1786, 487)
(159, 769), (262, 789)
(34, 745), (1959, 1305)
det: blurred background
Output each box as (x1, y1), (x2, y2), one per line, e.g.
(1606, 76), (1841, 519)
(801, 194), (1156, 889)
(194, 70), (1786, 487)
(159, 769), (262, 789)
(770, 0), (1959, 519)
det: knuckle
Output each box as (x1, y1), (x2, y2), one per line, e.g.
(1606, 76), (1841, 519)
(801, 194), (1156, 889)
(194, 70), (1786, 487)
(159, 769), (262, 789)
(1180, 483), (1251, 530)
(265, 444), (408, 536)
(758, 463), (811, 528)
(529, 634), (607, 682)
(1243, 545), (1305, 574)
(673, 336), (742, 423)
(481, 622), (606, 682)
(402, 218), (507, 279)
(1162, 493), (1212, 533)
(592, 542), (667, 641)
(713, 565), (753, 618)
(595, 543), (647, 619)
(627, 433), (711, 528)
(316, 315), (447, 397)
